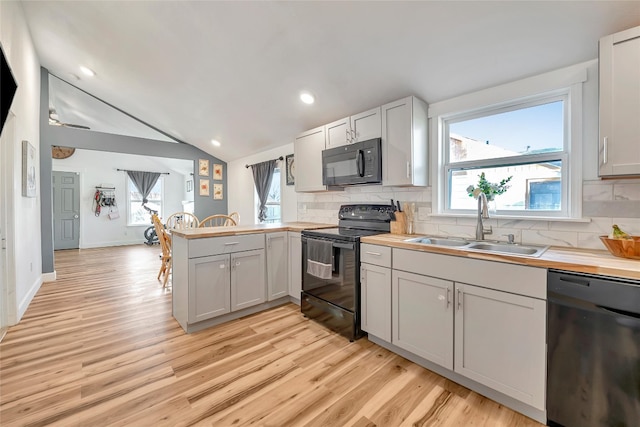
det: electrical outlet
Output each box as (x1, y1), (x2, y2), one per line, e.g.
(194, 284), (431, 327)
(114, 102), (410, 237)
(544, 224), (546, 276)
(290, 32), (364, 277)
(418, 207), (431, 220)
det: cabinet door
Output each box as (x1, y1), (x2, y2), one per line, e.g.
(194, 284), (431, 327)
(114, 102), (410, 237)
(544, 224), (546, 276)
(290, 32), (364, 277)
(266, 232), (288, 301)
(351, 107), (381, 142)
(188, 254), (230, 323)
(392, 270), (453, 369)
(231, 249), (266, 311)
(294, 126), (326, 192)
(454, 283), (545, 410)
(287, 232), (302, 301)
(325, 117), (350, 149)
(382, 96), (428, 186)
(361, 263), (391, 342)
(599, 26), (640, 176)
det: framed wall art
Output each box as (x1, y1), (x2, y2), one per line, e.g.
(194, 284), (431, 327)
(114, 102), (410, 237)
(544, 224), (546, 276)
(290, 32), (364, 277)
(198, 159), (209, 176)
(213, 164), (223, 180)
(199, 179), (210, 196)
(285, 154), (295, 186)
(213, 183), (223, 200)
(186, 179), (193, 192)
(22, 140), (36, 197)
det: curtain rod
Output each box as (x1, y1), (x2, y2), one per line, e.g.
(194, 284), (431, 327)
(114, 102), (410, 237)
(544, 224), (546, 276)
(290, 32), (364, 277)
(245, 156), (283, 169)
(117, 168), (170, 175)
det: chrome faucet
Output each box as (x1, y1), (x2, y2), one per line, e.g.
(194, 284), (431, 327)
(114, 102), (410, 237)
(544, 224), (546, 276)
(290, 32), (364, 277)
(476, 192), (493, 240)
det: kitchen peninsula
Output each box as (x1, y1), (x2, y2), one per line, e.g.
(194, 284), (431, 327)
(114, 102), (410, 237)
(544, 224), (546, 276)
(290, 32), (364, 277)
(170, 222), (334, 333)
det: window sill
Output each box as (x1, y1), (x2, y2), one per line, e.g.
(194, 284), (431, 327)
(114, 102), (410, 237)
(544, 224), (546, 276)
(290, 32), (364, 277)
(429, 213), (592, 223)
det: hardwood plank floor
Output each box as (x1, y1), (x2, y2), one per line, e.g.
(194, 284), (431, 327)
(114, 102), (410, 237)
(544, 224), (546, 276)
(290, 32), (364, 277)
(0, 245), (543, 426)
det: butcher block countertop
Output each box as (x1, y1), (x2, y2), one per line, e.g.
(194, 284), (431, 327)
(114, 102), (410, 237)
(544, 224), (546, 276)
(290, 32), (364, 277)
(361, 233), (640, 281)
(169, 222), (335, 239)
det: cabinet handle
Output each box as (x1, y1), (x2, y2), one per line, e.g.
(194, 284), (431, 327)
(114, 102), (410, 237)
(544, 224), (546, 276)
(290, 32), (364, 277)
(224, 242), (240, 246)
(351, 129), (357, 142)
(345, 128), (351, 143)
(406, 161), (411, 179)
(446, 287), (451, 308)
(457, 288), (462, 310)
(603, 137), (608, 164)
(365, 251), (382, 256)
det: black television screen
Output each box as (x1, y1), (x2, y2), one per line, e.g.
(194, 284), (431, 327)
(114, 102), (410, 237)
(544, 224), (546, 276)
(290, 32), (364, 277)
(1, 43), (18, 134)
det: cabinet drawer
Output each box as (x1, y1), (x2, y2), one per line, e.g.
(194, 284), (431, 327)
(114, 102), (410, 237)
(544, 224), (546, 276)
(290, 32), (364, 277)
(361, 244), (391, 268)
(189, 234), (265, 258)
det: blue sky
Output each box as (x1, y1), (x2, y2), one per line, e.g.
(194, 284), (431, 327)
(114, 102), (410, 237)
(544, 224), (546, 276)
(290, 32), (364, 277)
(450, 101), (564, 154)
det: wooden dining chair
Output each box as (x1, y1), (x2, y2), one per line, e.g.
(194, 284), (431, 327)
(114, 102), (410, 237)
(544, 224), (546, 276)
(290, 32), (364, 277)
(165, 212), (199, 230)
(229, 211), (240, 225)
(152, 213), (172, 288)
(199, 214), (237, 227)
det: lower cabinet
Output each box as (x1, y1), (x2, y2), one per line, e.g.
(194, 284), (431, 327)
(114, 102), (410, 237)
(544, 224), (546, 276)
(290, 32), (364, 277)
(231, 249), (266, 311)
(392, 270), (453, 370)
(287, 232), (302, 301)
(454, 283), (546, 409)
(266, 232), (288, 301)
(361, 262), (392, 342)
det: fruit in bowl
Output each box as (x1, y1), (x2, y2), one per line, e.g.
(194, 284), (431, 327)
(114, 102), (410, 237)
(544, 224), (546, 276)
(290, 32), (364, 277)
(600, 225), (640, 260)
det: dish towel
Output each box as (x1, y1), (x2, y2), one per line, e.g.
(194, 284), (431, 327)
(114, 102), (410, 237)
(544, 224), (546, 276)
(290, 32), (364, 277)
(307, 238), (333, 279)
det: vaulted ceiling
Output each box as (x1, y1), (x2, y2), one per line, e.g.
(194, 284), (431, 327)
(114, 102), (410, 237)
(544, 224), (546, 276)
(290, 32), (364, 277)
(21, 1), (640, 162)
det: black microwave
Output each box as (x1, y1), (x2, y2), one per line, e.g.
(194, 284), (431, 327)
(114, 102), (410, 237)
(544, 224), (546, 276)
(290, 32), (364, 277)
(322, 138), (382, 186)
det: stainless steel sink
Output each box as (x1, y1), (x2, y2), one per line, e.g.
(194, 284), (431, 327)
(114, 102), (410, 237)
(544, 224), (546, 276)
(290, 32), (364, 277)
(404, 237), (470, 247)
(465, 242), (548, 256)
(404, 236), (549, 257)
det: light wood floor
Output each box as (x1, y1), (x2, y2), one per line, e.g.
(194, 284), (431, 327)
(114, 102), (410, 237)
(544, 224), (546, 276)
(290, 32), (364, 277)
(0, 245), (543, 426)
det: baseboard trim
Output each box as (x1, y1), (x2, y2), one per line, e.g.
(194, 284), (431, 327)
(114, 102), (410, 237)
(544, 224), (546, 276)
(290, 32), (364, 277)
(17, 275), (43, 322)
(42, 271), (56, 282)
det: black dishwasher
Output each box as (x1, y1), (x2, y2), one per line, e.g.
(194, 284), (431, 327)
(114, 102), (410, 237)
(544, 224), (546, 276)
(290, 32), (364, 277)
(547, 269), (640, 427)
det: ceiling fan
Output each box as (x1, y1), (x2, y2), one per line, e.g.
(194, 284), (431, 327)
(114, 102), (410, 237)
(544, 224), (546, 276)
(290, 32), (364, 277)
(48, 108), (90, 130)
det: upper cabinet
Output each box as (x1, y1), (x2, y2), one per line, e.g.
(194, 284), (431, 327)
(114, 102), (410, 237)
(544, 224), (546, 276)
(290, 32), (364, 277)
(599, 26), (640, 177)
(382, 96), (428, 186)
(325, 107), (382, 149)
(294, 126), (326, 192)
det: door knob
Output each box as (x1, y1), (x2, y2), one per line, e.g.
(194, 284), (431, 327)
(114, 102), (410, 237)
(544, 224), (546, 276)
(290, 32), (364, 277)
(74, 214), (79, 219)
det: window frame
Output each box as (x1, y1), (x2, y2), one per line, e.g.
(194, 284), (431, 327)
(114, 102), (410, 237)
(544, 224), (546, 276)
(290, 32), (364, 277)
(126, 175), (164, 226)
(255, 168), (282, 224)
(430, 63), (587, 220)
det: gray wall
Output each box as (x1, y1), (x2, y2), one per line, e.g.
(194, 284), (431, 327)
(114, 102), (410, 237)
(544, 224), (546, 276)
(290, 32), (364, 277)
(39, 67), (227, 273)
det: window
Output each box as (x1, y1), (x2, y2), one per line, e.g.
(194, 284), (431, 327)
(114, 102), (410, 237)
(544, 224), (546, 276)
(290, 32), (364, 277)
(445, 96), (568, 216)
(432, 61), (589, 219)
(127, 177), (163, 226)
(258, 168), (281, 223)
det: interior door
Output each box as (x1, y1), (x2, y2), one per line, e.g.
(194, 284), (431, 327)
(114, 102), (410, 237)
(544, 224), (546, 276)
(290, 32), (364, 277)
(53, 171), (80, 250)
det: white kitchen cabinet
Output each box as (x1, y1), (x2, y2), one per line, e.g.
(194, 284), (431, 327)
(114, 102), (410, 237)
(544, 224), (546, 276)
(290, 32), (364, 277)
(325, 107), (382, 149)
(454, 283), (546, 410)
(287, 232), (302, 302)
(382, 96), (428, 186)
(360, 243), (392, 341)
(231, 249), (266, 311)
(294, 126), (326, 192)
(188, 254), (231, 323)
(392, 270), (454, 370)
(172, 233), (266, 331)
(599, 26), (640, 177)
(266, 232), (288, 301)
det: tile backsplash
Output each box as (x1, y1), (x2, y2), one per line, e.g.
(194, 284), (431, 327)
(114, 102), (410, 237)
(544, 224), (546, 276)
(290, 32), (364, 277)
(297, 179), (640, 250)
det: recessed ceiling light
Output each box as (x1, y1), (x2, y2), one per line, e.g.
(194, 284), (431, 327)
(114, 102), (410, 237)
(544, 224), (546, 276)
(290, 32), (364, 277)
(80, 66), (95, 77)
(211, 139), (221, 147)
(300, 92), (315, 105)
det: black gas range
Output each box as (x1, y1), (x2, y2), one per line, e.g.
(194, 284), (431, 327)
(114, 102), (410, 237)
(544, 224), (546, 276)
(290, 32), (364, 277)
(301, 204), (396, 341)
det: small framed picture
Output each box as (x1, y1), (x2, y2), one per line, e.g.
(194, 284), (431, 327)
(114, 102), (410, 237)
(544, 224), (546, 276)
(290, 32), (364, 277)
(186, 179), (193, 192)
(198, 159), (209, 176)
(285, 154), (295, 186)
(199, 179), (210, 196)
(213, 184), (223, 200)
(213, 164), (223, 180)
(22, 140), (37, 197)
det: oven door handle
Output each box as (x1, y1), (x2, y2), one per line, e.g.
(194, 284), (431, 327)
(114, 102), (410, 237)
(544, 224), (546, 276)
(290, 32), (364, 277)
(332, 242), (354, 250)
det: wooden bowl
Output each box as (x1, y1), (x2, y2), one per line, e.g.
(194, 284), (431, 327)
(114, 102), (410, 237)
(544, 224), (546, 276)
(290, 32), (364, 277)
(599, 236), (640, 260)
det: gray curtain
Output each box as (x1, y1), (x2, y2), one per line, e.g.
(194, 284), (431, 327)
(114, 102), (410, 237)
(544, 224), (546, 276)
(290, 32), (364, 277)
(251, 160), (276, 222)
(127, 171), (161, 204)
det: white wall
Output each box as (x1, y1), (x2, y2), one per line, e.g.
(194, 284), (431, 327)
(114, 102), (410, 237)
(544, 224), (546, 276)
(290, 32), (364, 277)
(228, 143), (296, 225)
(0, 1), (43, 324)
(53, 149), (191, 248)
